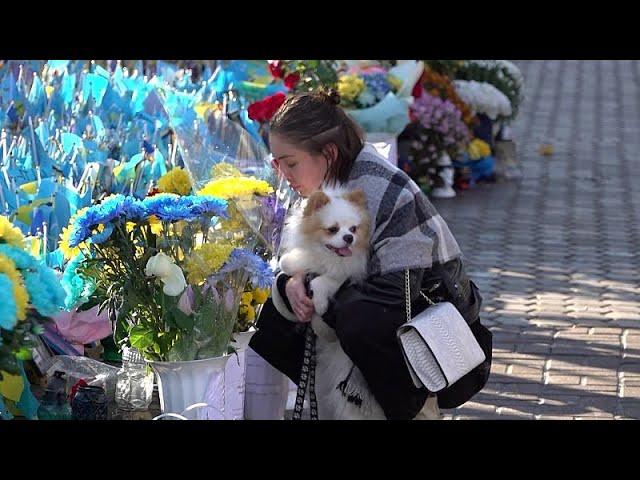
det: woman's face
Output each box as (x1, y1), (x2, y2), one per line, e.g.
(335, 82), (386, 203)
(269, 133), (329, 197)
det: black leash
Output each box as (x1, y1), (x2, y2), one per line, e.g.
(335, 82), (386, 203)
(292, 274), (319, 420)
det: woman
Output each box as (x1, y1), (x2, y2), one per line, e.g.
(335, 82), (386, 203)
(249, 89), (492, 420)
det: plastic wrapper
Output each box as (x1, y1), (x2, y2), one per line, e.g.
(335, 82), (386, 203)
(44, 355), (120, 402)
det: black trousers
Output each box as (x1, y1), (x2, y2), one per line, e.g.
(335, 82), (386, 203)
(249, 297), (429, 420)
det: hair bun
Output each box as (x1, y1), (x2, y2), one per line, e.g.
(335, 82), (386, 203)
(319, 88), (341, 106)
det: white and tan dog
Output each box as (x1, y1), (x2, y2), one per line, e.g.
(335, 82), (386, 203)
(275, 187), (386, 419)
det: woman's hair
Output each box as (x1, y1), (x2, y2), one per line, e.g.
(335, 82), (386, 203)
(269, 89), (365, 185)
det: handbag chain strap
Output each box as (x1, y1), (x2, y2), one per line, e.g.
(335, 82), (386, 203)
(404, 269), (436, 323)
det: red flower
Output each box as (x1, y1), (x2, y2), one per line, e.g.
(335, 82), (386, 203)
(412, 80), (424, 99)
(248, 92), (287, 124)
(268, 60), (285, 79)
(284, 72), (300, 90)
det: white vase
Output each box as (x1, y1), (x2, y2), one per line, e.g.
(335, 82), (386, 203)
(243, 347), (289, 420)
(223, 330), (256, 420)
(148, 355), (232, 420)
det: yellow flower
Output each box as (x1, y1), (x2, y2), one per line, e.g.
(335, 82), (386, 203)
(149, 215), (163, 235)
(467, 139), (491, 160)
(157, 167), (192, 196)
(239, 304), (256, 322)
(252, 287), (269, 304)
(387, 74), (403, 92)
(126, 215), (163, 236)
(241, 291), (253, 306)
(337, 75), (365, 104)
(183, 242), (235, 285)
(0, 216), (25, 249)
(211, 162), (242, 178)
(59, 207), (89, 261)
(45, 85), (55, 99)
(0, 254), (29, 322)
(197, 177), (273, 200)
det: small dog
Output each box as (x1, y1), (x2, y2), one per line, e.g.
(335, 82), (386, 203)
(277, 187), (386, 419)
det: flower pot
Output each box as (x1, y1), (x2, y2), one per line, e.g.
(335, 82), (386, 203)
(243, 347), (289, 420)
(224, 329), (256, 420)
(148, 355), (232, 420)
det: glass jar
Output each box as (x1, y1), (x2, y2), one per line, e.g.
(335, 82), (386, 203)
(115, 347), (154, 411)
(37, 371), (73, 420)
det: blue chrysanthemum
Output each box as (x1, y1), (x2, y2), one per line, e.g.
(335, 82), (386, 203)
(0, 244), (38, 270)
(62, 253), (96, 310)
(213, 249), (273, 289)
(0, 274), (18, 330)
(187, 196), (228, 218)
(142, 194), (228, 222)
(23, 266), (65, 317)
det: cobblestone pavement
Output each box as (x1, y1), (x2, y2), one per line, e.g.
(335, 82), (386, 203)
(433, 60), (640, 420)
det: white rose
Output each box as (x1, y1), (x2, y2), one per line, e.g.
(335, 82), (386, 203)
(145, 252), (187, 296)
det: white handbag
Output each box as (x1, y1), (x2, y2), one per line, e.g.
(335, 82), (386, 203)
(397, 270), (486, 393)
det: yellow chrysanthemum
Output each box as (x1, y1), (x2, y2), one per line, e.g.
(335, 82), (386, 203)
(0, 216), (25, 249)
(241, 292), (253, 306)
(58, 207), (89, 261)
(149, 215), (163, 235)
(337, 75), (366, 104)
(211, 162), (242, 178)
(0, 254), (29, 322)
(126, 215), (163, 236)
(467, 139), (492, 160)
(183, 242), (235, 285)
(239, 304), (256, 322)
(157, 167), (192, 196)
(197, 177), (273, 200)
(252, 287), (270, 305)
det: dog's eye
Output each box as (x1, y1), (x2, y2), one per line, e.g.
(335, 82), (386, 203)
(327, 226), (339, 234)
(350, 226), (357, 233)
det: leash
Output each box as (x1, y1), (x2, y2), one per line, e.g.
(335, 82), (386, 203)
(292, 274), (319, 420)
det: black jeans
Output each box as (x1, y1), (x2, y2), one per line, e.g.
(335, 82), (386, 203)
(249, 297), (429, 420)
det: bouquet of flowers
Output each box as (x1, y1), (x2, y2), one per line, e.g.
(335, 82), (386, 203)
(1, 214), (66, 419)
(454, 60), (524, 121)
(453, 79), (512, 121)
(408, 92), (471, 164)
(415, 67), (475, 126)
(60, 192), (273, 362)
(338, 61), (424, 135)
(401, 92), (471, 193)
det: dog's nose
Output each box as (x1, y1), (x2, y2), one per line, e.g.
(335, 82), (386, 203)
(343, 234), (354, 244)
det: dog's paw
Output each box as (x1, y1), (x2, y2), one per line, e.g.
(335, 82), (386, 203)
(278, 253), (295, 275)
(310, 277), (331, 315)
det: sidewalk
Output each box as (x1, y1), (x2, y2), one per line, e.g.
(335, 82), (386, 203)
(434, 60), (640, 419)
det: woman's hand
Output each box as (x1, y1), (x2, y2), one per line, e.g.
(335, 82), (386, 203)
(285, 272), (314, 323)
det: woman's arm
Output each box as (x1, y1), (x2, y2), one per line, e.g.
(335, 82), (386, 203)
(321, 269), (425, 329)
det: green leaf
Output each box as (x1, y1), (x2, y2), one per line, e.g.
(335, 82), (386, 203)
(130, 325), (155, 350)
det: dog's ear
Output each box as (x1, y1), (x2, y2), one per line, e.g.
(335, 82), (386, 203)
(345, 189), (367, 209)
(303, 191), (330, 216)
